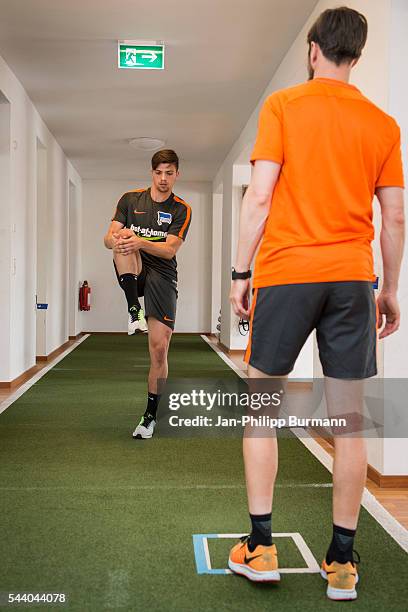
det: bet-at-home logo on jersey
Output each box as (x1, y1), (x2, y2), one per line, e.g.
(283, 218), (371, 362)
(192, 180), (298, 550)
(157, 211), (172, 226)
(130, 224), (167, 239)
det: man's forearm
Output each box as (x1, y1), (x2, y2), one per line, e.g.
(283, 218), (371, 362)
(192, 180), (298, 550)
(381, 219), (405, 293)
(138, 240), (176, 260)
(235, 187), (271, 270)
(104, 234), (114, 250)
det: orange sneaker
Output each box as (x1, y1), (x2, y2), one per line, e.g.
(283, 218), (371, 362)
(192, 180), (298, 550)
(320, 554), (360, 601)
(228, 535), (280, 582)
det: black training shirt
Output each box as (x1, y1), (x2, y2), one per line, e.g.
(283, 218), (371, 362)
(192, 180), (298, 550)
(112, 188), (192, 281)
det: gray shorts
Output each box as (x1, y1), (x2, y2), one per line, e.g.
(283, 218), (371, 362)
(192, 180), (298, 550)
(245, 281), (377, 379)
(114, 262), (177, 330)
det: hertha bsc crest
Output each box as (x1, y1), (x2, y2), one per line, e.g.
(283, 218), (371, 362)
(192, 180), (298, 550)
(157, 211), (172, 226)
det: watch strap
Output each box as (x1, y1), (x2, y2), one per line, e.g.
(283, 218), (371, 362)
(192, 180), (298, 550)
(232, 268), (251, 280)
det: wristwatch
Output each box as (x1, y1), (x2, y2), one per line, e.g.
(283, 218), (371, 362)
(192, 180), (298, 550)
(231, 267), (252, 280)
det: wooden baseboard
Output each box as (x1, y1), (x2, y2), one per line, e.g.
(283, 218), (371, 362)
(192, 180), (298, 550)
(287, 381), (313, 389)
(0, 334), (85, 388)
(0, 364), (39, 389)
(83, 331), (211, 336)
(83, 331), (127, 335)
(218, 340), (245, 355)
(0, 335), (86, 387)
(176, 332), (212, 335)
(367, 464), (408, 488)
(317, 434), (408, 488)
(36, 339), (72, 362)
(69, 333), (83, 340)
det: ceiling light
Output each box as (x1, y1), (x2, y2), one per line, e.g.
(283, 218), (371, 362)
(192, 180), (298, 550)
(128, 137), (165, 151)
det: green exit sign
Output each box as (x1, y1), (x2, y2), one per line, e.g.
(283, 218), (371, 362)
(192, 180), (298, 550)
(118, 41), (165, 70)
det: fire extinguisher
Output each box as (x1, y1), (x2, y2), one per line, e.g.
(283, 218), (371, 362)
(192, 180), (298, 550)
(79, 281), (91, 311)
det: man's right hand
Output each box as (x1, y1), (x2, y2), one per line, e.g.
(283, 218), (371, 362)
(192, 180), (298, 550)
(230, 279), (251, 320)
(109, 228), (134, 250)
(376, 291), (400, 339)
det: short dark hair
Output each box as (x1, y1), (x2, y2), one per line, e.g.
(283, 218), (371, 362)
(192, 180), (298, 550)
(151, 149), (179, 171)
(307, 6), (368, 65)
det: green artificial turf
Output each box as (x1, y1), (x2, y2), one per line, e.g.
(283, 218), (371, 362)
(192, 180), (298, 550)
(0, 335), (407, 611)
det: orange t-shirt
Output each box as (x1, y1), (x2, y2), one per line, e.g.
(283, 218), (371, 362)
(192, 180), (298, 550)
(251, 78), (404, 287)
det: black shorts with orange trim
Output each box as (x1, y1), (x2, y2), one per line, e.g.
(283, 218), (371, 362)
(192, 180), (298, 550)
(245, 281), (377, 379)
(113, 262), (177, 330)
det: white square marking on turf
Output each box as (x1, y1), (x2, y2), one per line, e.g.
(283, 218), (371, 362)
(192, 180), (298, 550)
(193, 533), (320, 575)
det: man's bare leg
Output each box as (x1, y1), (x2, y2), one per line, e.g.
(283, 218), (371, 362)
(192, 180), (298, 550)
(147, 317), (172, 395)
(132, 317), (172, 439)
(332, 437), (367, 528)
(227, 364), (282, 581)
(325, 377), (367, 528)
(244, 365), (279, 515)
(113, 251), (142, 276)
(239, 364), (288, 561)
(323, 376), (367, 568)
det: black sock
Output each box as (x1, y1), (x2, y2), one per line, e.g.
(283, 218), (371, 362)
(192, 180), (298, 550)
(248, 513), (272, 551)
(119, 273), (141, 311)
(145, 393), (160, 420)
(326, 524), (356, 564)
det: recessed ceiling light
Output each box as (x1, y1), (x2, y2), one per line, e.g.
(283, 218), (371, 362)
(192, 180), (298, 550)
(128, 137), (165, 151)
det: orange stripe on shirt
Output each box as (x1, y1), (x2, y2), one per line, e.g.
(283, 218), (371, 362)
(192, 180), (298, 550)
(174, 195), (192, 239)
(244, 288), (258, 364)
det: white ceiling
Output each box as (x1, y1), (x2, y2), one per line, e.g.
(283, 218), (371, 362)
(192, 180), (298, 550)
(0, 0), (318, 181)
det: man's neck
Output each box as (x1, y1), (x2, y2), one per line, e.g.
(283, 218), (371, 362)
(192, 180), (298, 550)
(150, 185), (172, 203)
(314, 65), (351, 84)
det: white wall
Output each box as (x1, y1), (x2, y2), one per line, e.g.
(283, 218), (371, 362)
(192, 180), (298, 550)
(67, 177), (82, 338)
(81, 179), (212, 333)
(0, 92), (11, 381)
(229, 164), (251, 350)
(384, 0), (408, 379)
(380, 0), (408, 475)
(0, 54), (82, 382)
(211, 192), (222, 334)
(220, 164), (233, 348)
(35, 139), (48, 357)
